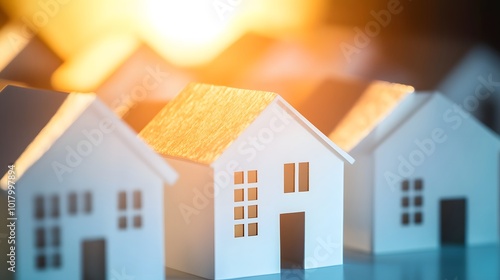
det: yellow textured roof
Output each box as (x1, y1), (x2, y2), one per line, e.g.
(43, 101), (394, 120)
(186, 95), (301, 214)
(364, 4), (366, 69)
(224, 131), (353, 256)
(140, 83), (277, 164)
(329, 81), (415, 151)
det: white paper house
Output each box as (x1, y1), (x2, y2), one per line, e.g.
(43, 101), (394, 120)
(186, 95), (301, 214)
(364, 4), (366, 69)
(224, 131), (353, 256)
(332, 89), (500, 254)
(0, 86), (177, 280)
(140, 83), (354, 279)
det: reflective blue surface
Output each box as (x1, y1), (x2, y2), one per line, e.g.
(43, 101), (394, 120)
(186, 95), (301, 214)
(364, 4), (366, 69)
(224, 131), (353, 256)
(167, 245), (500, 280)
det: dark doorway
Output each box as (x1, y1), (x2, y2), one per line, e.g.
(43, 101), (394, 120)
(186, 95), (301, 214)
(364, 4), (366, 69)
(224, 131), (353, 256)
(440, 198), (467, 245)
(82, 239), (106, 280)
(280, 212), (305, 269)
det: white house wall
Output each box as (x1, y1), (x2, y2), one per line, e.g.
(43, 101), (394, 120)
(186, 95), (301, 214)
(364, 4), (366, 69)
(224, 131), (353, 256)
(212, 101), (344, 279)
(373, 94), (500, 253)
(162, 157), (215, 279)
(16, 108), (165, 280)
(344, 151), (374, 252)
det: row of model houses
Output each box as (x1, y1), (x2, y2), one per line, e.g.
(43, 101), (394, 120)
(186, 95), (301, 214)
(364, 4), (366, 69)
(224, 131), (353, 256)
(1, 82), (499, 280)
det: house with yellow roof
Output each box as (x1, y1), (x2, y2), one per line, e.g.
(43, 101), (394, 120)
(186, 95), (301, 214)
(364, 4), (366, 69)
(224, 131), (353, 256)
(0, 85), (177, 280)
(140, 83), (354, 279)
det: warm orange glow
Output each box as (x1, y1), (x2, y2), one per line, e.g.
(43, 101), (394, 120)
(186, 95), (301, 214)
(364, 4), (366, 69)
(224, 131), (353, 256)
(0, 21), (32, 70)
(329, 81), (415, 151)
(140, 0), (246, 66)
(52, 34), (139, 91)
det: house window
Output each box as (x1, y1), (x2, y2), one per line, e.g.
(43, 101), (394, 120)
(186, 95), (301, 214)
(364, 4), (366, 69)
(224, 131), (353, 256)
(34, 194), (63, 270)
(284, 162), (310, 193)
(133, 191), (142, 209)
(233, 170), (259, 238)
(400, 179), (424, 226)
(118, 192), (127, 210)
(234, 224), (244, 238)
(234, 206), (244, 220)
(35, 196), (44, 220)
(36, 255), (46, 269)
(50, 195), (59, 218)
(84, 192), (92, 213)
(68, 193), (77, 215)
(118, 190), (143, 230)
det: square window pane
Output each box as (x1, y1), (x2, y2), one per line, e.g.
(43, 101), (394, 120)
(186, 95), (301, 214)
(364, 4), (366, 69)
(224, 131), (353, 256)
(248, 223), (258, 236)
(401, 180), (409, 191)
(414, 196), (423, 207)
(401, 213), (409, 225)
(414, 212), (423, 224)
(133, 215), (142, 228)
(248, 188), (258, 201)
(234, 224), (244, 238)
(248, 205), (258, 219)
(234, 189), (244, 202)
(234, 206), (244, 220)
(118, 192), (127, 210)
(68, 193), (77, 214)
(402, 197), (409, 208)
(133, 191), (142, 209)
(415, 179), (423, 190)
(299, 162), (309, 192)
(50, 195), (59, 218)
(36, 255), (46, 270)
(35, 228), (45, 248)
(35, 196), (44, 220)
(284, 163), (295, 193)
(118, 216), (127, 229)
(248, 170), (258, 183)
(234, 171), (244, 184)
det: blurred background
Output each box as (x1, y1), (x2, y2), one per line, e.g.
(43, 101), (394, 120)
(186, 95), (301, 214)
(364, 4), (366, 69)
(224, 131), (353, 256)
(0, 0), (499, 279)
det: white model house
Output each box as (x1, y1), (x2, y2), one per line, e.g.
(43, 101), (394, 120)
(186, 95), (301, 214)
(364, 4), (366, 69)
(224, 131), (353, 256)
(334, 89), (500, 254)
(140, 83), (354, 279)
(0, 85), (177, 280)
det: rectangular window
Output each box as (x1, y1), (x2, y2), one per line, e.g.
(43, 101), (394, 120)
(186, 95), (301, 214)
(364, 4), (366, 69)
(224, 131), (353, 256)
(248, 205), (258, 219)
(35, 196), (44, 220)
(401, 180), (409, 191)
(248, 188), (258, 201)
(133, 215), (142, 228)
(133, 191), (142, 209)
(415, 179), (423, 190)
(248, 223), (258, 236)
(234, 189), (244, 202)
(414, 196), (423, 207)
(234, 224), (244, 238)
(234, 171), (244, 184)
(298, 162), (309, 192)
(284, 163), (295, 193)
(414, 212), (423, 224)
(36, 255), (46, 270)
(36, 228), (45, 248)
(401, 213), (409, 225)
(402, 197), (409, 207)
(234, 206), (244, 220)
(118, 216), (127, 229)
(68, 193), (77, 215)
(50, 195), (59, 218)
(248, 170), (258, 183)
(52, 227), (61, 247)
(118, 192), (127, 210)
(84, 192), (92, 213)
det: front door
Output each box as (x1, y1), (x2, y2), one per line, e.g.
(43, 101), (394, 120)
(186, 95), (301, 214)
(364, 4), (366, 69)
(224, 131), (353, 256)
(280, 212), (305, 269)
(82, 239), (106, 280)
(440, 198), (467, 245)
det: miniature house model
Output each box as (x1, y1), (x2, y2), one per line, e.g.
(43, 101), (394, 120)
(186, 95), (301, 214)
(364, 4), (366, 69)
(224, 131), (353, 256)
(140, 83), (354, 279)
(332, 87), (500, 253)
(0, 86), (177, 280)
